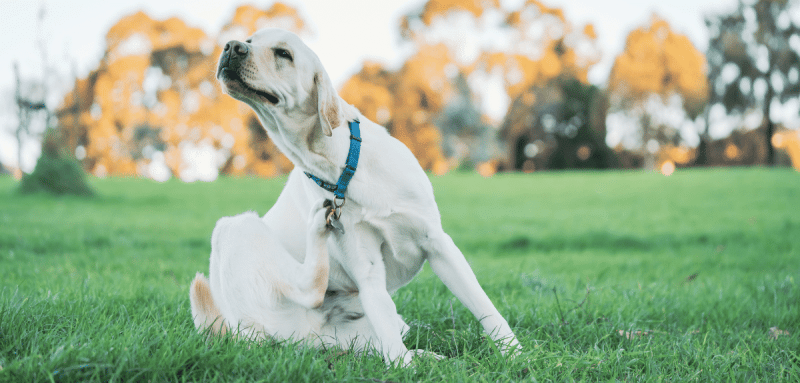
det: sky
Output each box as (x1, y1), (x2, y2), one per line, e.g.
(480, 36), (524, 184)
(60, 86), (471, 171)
(0, 0), (737, 171)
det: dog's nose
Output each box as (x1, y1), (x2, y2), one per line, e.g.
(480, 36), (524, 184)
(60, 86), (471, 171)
(219, 40), (249, 75)
(224, 41), (249, 57)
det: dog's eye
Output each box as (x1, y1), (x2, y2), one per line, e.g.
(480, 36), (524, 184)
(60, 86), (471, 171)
(273, 48), (293, 62)
(245, 38), (252, 44)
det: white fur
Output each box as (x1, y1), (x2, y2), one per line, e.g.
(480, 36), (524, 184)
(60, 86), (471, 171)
(191, 28), (520, 365)
(190, 202), (397, 352)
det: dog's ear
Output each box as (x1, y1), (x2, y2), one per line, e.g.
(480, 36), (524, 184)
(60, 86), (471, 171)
(314, 71), (340, 137)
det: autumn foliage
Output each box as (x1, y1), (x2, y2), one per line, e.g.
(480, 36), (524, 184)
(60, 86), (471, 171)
(342, 0), (602, 173)
(606, 15), (709, 169)
(339, 48), (453, 172)
(55, 0), (606, 179)
(58, 4), (305, 179)
(773, 130), (800, 171)
(51, 0), (791, 179)
(609, 15), (708, 116)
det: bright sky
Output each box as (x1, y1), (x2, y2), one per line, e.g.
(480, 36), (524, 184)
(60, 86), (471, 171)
(0, 0), (736, 171)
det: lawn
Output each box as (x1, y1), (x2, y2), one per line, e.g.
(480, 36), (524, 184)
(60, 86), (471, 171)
(0, 168), (798, 381)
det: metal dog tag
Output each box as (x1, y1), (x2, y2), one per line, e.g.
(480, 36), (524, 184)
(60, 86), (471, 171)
(328, 217), (345, 234)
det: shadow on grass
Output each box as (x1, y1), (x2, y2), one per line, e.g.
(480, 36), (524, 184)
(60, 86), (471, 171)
(494, 231), (758, 253)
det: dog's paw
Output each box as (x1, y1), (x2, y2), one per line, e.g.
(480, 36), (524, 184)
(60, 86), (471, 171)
(310, 198), (328, 216)
(497, 337), (523, 357)
(409, 349), (445, 361)
(308, 199), (331, 232)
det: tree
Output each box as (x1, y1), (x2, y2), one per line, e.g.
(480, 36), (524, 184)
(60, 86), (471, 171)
(704, 0), (800, 165)
(436, 73), (494, 168)
(400, 0), (600, 110)
(10, 4), (57, 175)
(12, 4), (94, 196)
(18, 129), (94, 196)
(499, 76), (615, 171)
(339, 56), (448, 172)
(340, 0), (600, 172)
(608, 15), (709, 169)
(57, 3), (307, 180)
(13, 63), (47, 174)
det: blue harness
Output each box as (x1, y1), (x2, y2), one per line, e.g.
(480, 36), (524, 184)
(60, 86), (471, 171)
(304, 120), (361, 219)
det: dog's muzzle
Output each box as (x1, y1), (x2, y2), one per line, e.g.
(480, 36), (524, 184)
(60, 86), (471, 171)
(216, 40), (280, 105)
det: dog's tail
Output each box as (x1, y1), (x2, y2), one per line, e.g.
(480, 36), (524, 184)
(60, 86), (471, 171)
(189, 273), (228, 336)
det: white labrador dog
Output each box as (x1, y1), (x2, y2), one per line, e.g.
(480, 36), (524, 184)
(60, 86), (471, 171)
(190, 28), (520, 365)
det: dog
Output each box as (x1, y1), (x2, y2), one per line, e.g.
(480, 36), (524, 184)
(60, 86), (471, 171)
(190, 28), (520, 365)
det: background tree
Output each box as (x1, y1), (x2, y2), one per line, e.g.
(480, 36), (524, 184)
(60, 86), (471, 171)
(13, 63), (47, 175)
(12, 4), (94, 196)
(436, 73), (493, 169)
(10, 4), (58, 176)
(18, 128), (94, 196)
(703, 0), (800, 165)
(341, 0), (600, 172)
(57, 3), (307, 180)
(339, 52), (449, 173)
(399, 0), (600, 117)
(499, 75), (615, 171)
(607, 15), (709, 169)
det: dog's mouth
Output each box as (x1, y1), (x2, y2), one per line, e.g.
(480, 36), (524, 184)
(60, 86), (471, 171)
(219, 68), (280, 105)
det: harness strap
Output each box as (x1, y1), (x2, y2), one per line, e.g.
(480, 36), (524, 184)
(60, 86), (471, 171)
(304, 119), (361, 201)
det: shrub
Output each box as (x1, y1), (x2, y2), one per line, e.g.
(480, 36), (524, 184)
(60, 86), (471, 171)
(18, 131), (94, 197)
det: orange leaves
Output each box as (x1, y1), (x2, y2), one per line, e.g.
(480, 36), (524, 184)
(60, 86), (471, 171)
(485, 2), (598, 99)
(339, 67), (393, 125)
(538, 48), (563, 80)
(606, 15), (710, 169)
(399, 44), (456, 111)
(506, 0), (566, 28)
(105, 12), (208, 61)
(583, 24), (597, 40)
(420, 0), (501, 25)
(346, 0), (602, 172)
(772, 130), (800, 171)
(57, 4), (312, 179)
(221, 3), (309, 39)
(609, 15), (708, 108)
(341, 58), (447, 171)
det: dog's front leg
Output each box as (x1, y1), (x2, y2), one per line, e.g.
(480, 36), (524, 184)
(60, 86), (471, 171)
(285, 201), (332, 309)
(425, 230), (521, 355)
(330, 222), (410, 365)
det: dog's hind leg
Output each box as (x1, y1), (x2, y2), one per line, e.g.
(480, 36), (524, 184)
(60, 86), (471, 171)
(424, 230), (520, 355)
(189, 273), (228, 336)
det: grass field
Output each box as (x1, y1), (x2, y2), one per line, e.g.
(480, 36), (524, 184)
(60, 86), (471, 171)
(0, 168), (798, 381)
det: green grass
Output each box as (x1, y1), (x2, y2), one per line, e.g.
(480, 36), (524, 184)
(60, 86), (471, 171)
(1, 168), (798, 381)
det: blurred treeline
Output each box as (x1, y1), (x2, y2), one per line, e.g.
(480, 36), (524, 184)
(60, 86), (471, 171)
(17, 0), (800, 180)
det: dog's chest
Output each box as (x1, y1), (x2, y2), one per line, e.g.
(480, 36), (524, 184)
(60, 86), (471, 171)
(346, 210), (430, 292)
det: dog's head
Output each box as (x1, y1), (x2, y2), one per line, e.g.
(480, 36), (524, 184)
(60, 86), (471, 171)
(216, 28), (347, 137)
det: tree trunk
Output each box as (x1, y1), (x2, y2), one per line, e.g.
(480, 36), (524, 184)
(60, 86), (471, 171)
(696, 139), (708, 166)
(13, 63), (26, 173)
(15, 117), (24, 172)
(764, 85), (775, 166)
(696, 107), (712, 166)
(640, 112), (657, 170)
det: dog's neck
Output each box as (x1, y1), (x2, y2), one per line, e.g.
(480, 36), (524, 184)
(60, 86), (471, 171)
(255, 107), (348, 181)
